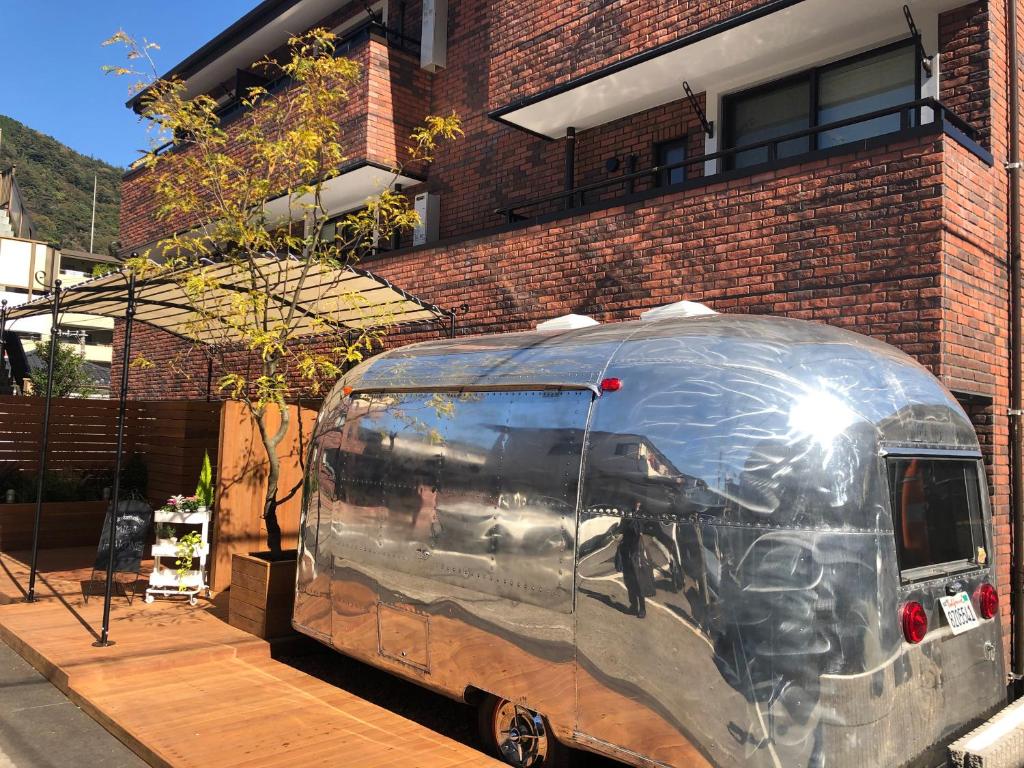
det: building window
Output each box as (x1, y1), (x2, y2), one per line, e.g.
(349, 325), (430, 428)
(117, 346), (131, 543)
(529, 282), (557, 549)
(723, 40), (918, 170)
(655, 138), (688, 186)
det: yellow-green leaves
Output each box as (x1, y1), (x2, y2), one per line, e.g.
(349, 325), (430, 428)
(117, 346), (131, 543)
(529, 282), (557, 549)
(410, 113), (464, 162)
(106, 26), (463, 414)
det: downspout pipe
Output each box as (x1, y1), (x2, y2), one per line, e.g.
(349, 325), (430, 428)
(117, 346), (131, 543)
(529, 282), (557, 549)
(1008, 0), (1023, 686)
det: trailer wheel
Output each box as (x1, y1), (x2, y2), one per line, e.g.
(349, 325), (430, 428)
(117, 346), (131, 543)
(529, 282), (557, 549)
(476, 695), (571, 768)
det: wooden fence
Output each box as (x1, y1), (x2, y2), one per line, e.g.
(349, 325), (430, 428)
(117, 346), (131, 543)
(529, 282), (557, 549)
(0, 396), (221, 551)
(0, 394), (323, 586)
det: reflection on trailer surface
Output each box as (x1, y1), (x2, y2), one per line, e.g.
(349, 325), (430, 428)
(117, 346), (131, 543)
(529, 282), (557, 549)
(295, 315), (1005, 768)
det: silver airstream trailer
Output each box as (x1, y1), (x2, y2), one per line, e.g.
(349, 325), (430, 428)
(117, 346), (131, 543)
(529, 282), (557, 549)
(294, 312), (1006, 768)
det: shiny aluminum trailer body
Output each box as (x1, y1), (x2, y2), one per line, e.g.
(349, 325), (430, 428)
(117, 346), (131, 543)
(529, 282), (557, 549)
(294, 315), (1005, 768)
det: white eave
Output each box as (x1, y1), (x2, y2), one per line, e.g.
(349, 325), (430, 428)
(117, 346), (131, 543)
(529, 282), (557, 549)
(263, 162), (423, 223)
(490, 0), (965, 139)
(126, 162), (420, 260)
(128, 0), (355, 109)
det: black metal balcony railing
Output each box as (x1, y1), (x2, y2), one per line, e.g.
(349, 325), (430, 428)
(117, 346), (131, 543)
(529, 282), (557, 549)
(495, 98), (986, 224)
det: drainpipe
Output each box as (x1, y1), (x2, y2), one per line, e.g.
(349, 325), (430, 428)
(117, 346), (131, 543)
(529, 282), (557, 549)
(564, 127), (576, 210)
(1008, 0), (1023, 685)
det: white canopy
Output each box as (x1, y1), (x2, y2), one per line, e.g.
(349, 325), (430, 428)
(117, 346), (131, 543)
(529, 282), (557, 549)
(5, 257), (448, 346)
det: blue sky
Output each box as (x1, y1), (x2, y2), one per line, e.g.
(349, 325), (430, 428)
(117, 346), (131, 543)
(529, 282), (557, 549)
(0, 1), (259, 168)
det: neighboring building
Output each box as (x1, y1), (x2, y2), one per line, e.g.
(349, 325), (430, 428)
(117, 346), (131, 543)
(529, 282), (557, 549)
(0, 238), (117, 369)
(117, 0), (1020, 659)
(1, 167), (117, 391)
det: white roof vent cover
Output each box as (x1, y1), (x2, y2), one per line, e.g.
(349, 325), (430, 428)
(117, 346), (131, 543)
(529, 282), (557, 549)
(536, 313), (600, 331)
(640, 300), (718, 322)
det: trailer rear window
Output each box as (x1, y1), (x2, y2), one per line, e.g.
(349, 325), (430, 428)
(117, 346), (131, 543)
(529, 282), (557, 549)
(888, 458), (986, 579)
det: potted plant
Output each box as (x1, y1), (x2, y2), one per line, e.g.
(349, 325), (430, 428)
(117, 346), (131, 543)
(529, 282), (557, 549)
(174, 531), (203, 591)
(155, 523), (177, 546)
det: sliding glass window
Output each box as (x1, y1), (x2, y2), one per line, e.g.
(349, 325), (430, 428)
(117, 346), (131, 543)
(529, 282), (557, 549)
(724, 41), (918, 169)
(818, 44), (917, 148)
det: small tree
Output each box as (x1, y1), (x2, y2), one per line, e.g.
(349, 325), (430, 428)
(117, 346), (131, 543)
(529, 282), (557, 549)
(105, 28), (461, 554)
(29, 338), (97, 398)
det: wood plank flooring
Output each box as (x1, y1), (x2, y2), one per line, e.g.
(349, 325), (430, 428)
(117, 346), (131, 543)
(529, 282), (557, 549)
(0, 548), (499, 768)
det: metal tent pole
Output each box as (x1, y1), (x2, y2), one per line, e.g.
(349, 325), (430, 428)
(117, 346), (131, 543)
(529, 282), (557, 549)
(26, 280), (62, 602)
(95, 273), (136, 647)
(0, 299), (8, 383)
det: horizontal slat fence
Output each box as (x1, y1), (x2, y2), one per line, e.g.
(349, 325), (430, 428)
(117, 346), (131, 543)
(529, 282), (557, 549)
(0, 396), (222, 551)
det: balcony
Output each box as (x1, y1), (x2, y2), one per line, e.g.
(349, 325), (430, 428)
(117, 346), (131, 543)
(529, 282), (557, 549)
(494, 98), (991, 224)
(489, 0), (969, 138)
(365, 105), (997, 393)
(121, 23), (430, 252)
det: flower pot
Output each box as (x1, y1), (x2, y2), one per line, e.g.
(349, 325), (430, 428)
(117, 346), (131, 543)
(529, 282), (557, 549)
(228, 550), (297, 640)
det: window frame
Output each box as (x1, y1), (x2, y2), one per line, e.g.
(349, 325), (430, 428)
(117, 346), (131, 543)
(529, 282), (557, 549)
(722, 38), (921, 171)
(885, 454), (989, 584)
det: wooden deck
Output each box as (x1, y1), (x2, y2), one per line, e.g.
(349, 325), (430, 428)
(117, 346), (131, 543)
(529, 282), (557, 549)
(0, 548), (501, 768)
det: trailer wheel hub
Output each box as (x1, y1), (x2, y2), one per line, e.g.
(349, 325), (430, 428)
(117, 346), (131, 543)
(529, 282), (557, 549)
(492, 700), (549, 768)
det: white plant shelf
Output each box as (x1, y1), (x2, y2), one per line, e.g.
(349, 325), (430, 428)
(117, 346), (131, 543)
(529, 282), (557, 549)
(151, 542), (210, 558)
(147, 506), (211, 605)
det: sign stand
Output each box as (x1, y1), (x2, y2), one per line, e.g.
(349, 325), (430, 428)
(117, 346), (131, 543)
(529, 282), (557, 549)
(85, 494), (152, 607)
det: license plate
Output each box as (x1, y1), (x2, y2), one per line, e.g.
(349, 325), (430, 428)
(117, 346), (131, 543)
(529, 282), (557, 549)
(939, 592), (980, 635)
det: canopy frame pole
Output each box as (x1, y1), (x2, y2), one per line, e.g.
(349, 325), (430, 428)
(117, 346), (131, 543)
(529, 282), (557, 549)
(26, 280), (62, 602)
(0, 298), (8, 387)
(95, 273), (136, 647)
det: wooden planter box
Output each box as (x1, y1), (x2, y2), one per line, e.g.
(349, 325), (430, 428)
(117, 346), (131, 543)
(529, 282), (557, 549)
(228, 550), (297, 639)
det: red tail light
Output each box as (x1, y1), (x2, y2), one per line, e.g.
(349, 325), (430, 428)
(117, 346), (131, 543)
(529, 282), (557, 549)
(901, 601), (928, 644)
(600, 377), (622, 392)
(977, 583), (999, 620)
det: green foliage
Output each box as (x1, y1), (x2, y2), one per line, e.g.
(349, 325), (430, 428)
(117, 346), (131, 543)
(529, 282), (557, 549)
(0, 114), (121, 252)
(28, 338), (98, 398)
(194, 451), (214, 509)
(174, 530), (203, 591)
(104, 29), (463, 413)
(106, 28), (463, 553)
(0, 466), (114, 503)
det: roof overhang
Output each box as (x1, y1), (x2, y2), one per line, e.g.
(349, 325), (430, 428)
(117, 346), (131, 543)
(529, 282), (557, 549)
(490, 0), (965, 140)
(264, 161), (424, 224)
(5, 257), (447, 346)
(127, 0), (350, 112)
(124, 161), (422, 261)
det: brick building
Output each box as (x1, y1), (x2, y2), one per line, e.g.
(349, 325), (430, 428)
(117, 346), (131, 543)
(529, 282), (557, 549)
(118, 0), (1021, 665)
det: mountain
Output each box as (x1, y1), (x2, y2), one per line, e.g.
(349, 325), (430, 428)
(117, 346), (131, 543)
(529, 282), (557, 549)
(0, 114), (121, 254)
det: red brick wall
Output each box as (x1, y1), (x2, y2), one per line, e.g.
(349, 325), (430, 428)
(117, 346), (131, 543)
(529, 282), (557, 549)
(942, 136), (1010, 635)
(487, 0), (779, 108)
(116, 131), (948, 394)
(121, 0), (997, 250)
(939, 2), (990, 147)
(119, 35), (428, 250)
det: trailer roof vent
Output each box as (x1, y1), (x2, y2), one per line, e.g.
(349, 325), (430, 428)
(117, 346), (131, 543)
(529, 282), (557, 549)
(536, 313), (600, 331)
(640, 300), (718, 322)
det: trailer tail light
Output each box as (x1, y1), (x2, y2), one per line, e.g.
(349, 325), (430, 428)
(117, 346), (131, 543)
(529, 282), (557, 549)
(977, 583), (999, 620)
(901, 601), (928, 644)
(600, 378), (622, 392)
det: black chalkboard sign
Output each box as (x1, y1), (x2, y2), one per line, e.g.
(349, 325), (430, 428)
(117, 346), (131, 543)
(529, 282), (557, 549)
(94, 498), (153, 573)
